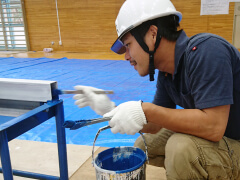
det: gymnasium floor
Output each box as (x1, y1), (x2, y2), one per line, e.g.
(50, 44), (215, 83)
(0, 51), (166, 179)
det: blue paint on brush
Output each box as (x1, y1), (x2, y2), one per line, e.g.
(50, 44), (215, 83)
(63, 120), (89, 130)
(63, 117), (111, 130)
(53, 89), (64, 95)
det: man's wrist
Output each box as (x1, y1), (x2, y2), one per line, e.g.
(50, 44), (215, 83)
(141, 102), (151, 124)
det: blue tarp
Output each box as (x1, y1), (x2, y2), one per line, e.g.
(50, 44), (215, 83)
(0, 57), (157, 147)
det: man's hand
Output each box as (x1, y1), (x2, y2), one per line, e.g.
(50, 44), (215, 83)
(104, 100), (147, 135)
(73, 85), (115, 116)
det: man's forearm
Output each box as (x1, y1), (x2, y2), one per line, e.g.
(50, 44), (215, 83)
(142, 122), (162, 133)
(141, 102), (230, 142)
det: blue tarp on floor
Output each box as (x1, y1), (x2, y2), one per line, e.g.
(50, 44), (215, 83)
(0, 57), (157, 147)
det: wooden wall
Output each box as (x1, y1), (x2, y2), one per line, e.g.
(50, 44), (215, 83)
(23, 0), (236, 54)
(173, 1), (235, 42)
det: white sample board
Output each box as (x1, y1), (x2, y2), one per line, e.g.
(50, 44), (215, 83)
(0, 78), (57, 102)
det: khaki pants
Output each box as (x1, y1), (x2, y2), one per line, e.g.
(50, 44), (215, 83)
(134, 128), (240, 180)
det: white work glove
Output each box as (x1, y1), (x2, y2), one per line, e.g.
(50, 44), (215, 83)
(104, 100), (147, 135)
(73, 85), (115, 116)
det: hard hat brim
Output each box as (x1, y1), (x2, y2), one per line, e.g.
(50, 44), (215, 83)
(111, 25), (135, 54)
(111, 39), (126, 54)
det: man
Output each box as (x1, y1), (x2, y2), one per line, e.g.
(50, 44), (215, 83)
(74, 0), (240, 179)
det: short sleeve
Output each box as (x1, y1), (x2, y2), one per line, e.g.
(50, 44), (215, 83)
(186, 37), (233, 109)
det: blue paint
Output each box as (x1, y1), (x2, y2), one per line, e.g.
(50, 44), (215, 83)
(63, 120), (88, 129)
(63, 120), (76, 128)
(64, 117), (111, 130)
(53, 89), (63, 95)
(95, 147), (146, 173)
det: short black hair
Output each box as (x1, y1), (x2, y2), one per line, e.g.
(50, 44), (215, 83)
(131, 15), (183, 41)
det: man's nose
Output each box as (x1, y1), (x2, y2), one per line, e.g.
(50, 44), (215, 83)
(125, 48), (131, 61)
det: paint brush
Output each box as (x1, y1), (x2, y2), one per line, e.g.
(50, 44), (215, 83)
(54, 89), (114, 95)
(63, 117), (112, 130)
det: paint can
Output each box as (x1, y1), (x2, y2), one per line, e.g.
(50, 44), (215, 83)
(92, 125), (148, 180)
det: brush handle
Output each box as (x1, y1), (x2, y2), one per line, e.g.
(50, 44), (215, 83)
(62, 90), (114, 94)
(63, 117), (112, 130)
(73, 117), (111, 128)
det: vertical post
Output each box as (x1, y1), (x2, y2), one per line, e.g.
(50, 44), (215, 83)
(0, 131), (13, 180)
(232, 2), (240, 49)
(55, 100), (68, 180)
(0, 2), (8, 50)
(21, 0), (31, 51)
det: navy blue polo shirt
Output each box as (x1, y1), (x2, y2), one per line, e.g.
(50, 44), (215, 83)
(153, 31), (240, 140)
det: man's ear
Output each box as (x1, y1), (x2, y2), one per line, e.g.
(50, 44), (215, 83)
(145, 25), (158, 51)
(149, 25), (158, 39)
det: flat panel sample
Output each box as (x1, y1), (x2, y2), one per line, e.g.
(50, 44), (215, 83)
(0, 78), (57, 102)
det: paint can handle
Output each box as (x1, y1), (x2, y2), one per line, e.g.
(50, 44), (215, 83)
(91, 125), (149, 166)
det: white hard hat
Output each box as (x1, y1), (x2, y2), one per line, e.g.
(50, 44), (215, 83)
(111, 0), (182, 54)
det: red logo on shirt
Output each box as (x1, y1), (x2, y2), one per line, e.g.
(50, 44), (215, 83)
(192, 46), (197, 51)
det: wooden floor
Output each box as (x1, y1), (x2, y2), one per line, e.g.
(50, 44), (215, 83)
(3, 140), (166, 180)
(0, 51), (125, 60)
(1, 49), (239, 60)
(70, 147), (167, 180)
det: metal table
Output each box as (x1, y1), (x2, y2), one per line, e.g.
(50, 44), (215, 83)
(0, 78), (68, 180)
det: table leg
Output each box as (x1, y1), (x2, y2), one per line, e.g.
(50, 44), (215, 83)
(55, 101), (69, 180)
(0, 131), (13, 180)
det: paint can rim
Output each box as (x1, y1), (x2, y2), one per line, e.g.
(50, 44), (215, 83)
(94, 146), (146, 174)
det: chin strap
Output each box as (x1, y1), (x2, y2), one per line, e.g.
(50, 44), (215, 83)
(131, 29), (161, 81)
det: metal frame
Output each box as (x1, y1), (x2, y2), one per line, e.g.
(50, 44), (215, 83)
(0, 78), (68, 179)
(0, 100), (69, 179)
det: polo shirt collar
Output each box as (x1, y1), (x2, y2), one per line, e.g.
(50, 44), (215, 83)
(172, 31), (189, 80)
